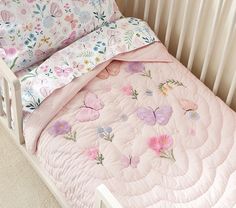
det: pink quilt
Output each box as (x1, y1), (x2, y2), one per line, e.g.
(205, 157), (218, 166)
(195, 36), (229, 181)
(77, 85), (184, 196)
(22, 41), (236, 208)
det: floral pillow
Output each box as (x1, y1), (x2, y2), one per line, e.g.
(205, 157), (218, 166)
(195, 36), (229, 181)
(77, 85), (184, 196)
(0, 0), (122, 72)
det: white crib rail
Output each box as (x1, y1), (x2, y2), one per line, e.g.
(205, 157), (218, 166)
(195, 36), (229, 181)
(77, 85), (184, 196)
(116, 0), (236, 109)
(0, 58), (24, 144)
(95, 185), (123, 208)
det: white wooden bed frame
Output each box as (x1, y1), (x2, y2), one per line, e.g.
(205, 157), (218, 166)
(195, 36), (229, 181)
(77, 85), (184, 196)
(0, 0), (235, 207)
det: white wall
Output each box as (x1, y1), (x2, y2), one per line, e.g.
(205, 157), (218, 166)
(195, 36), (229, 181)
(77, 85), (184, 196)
(117, 0), (236, 111)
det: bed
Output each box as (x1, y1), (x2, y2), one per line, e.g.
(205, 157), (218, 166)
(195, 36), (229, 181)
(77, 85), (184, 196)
(0, 0), (236, 208)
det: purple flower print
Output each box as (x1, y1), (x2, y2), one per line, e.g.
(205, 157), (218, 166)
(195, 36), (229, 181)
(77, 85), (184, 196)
(48, 120), (71, 136)
(126, 62), (145, 74)
(125, 62), (152, 79)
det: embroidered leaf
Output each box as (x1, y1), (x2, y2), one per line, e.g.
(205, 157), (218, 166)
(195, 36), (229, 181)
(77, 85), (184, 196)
(159, 79), (185, 95)
(96, 153), (104, 165)
(141, 69), (152, 79)
(64, 131), (77, 142)
(132, 89), (139, 100)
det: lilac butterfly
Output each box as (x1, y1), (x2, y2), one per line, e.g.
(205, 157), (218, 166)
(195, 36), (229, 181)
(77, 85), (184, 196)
(136, 106), (173, 126)
(121, 155), (140, 168)
(76, 92), (104, 122)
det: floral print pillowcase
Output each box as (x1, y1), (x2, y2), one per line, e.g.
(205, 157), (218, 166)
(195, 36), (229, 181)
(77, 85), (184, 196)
(0, 0), (122, 72)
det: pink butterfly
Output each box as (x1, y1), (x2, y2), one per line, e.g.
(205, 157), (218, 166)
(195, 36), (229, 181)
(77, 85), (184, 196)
(179, 99), (200, 120)
(179, 99), (198, 112)
(61, 31), (76, 46)
(76, 92), (104, 122)
(121, 155), (140, 168)
(137, 106), (173, 126)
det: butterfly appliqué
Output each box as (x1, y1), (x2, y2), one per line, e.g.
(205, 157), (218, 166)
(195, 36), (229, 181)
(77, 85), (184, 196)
(137, 106), (173, 126)
(179, 99), (200, 120)
(121, 155), (140, 168)
(76, 92), (104, 122)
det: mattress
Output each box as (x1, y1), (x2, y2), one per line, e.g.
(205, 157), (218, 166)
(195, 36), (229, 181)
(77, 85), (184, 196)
(20, 18), (236, 208)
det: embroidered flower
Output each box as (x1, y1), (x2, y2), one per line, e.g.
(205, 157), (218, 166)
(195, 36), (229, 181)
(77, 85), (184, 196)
(48, 120), (71, 137)
(187, 111), (200, 120)
(97, 127), (114, 142)
(145, 89), (153, 96)
(158, 134), (173, 150)
(86, 147), (99, 160)
(126, 62), (145, 74)
(148, 135), (175, 161)
(121, 84), (138, 100)
(122, 84), (133, 96)
(86, 147), (104, 165)
(148, 136), (162, 154)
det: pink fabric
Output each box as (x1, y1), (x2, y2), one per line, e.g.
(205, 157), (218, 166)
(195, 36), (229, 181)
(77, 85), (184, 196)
(24, 42), (172, 153)
(24, 42), (236, 208)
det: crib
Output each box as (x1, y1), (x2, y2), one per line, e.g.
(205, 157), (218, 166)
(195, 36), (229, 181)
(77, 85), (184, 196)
(0, 0), (235, 207)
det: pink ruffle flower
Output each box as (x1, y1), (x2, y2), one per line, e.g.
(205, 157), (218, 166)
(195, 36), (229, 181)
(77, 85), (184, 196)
(86, 147), (99, 160)
(121, 84), (133, 96)
(148, 134), (173, 154)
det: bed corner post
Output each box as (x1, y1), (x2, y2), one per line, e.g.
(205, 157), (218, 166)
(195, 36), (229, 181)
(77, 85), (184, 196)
(11, 79), (24, 144)
(95, 184), (123, 208)
(0, 58), (24, 145)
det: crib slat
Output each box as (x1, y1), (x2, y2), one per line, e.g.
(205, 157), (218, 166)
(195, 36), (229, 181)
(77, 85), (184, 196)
(176, 0), (190, 60)
(154, 0), (163, 35)
(133, 0), (139, 17)
(226, 71), (236, 105)
(143, 0), (151, 22)
(124, 0), (128, 16)
(200, 0), (223, 82)
(0, 80), (3, 116)
(3, 78), (12, 128)
(213, 15), (236, 94)
(187, 0), (204, 70)
(165, 0), (175, 49)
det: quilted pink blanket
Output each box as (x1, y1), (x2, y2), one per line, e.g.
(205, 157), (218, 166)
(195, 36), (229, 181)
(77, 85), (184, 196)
(22, 40), (236, 207)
